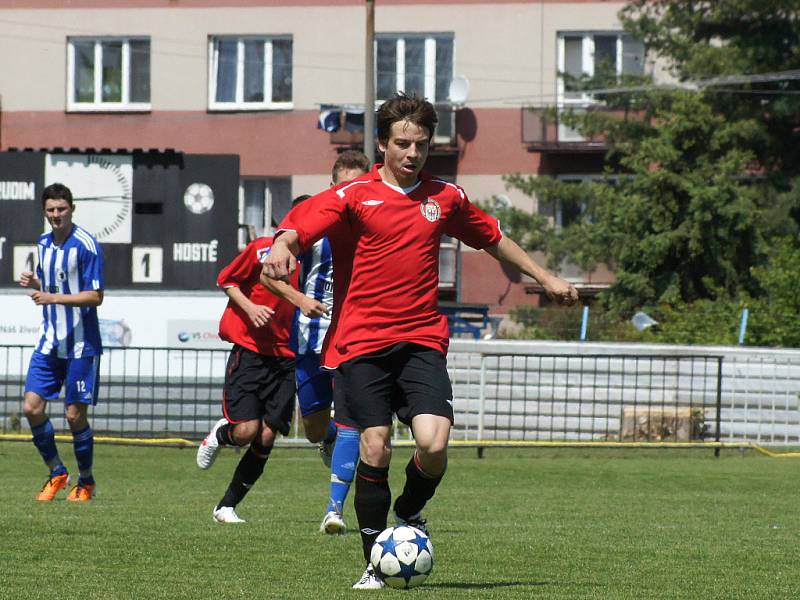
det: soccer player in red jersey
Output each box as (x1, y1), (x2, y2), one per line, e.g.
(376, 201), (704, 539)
(264, 93), (579, 587)
(195, 236), (299, 524)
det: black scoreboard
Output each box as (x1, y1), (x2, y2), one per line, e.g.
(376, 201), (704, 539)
(0, 150), (240, 290)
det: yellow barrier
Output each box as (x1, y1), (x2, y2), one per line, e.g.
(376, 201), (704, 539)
(1, 434), (797, 456)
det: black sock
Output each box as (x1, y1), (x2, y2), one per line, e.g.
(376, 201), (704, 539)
(393, 453), (445, 520)
(217, 445), (271, 509)
(215, 423), (235, 446)
(354, 461), (391, 563)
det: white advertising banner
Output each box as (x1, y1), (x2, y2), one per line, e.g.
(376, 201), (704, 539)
(0, 291), (230, 349)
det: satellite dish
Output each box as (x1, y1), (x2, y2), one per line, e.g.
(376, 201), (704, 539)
(448, 75), (470, 107)
(495, 194), (512, 209)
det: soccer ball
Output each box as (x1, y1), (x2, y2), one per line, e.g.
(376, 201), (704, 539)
(370, 525), (434, 589)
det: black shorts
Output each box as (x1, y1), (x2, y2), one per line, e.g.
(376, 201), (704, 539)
(222, 345), (296, 436)
(333, 342), (454, 429)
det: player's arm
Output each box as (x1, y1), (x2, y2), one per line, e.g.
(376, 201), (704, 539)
(222, 285), (274, 328)
(262, 231), (300, 282)
(484, 236), (579, 306)
(265, 189), (346, 282)
(29, 289), (103, 307)
(19, 271), (41, 291)
(260, 273), (328, 318)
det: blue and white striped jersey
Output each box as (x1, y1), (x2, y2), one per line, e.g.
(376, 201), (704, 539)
(34, 225), (104, 358)
(291, 237), (333, 355)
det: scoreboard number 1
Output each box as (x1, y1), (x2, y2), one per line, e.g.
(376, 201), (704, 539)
(132, 246), (163, 283)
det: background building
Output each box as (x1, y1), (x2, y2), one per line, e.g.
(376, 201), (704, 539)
(0, 0), (645, 321)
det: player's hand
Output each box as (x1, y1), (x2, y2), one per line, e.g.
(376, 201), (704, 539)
(543, 276), (579, 306)
(30, 291), (55, 305)
(299, 297), (329, 319)
(19, 271), (36, 288)
(263, 241), (297, 283)
(246, 304), (275, 328)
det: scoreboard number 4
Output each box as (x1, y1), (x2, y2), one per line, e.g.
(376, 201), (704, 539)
(132, 246), (163, 283)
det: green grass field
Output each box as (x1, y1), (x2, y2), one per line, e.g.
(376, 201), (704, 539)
(0, 442), (797, 600)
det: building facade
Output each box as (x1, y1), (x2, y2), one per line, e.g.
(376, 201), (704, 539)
(0, 0), (643, 313)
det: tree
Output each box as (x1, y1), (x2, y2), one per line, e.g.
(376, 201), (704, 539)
(505, 0), (800, 317)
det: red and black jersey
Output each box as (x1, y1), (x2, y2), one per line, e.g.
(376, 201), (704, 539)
(217, 237), (298, 357)
(277, 165), (502, 368)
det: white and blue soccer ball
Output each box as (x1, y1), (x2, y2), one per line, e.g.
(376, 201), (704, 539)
(370, 525), (434, 589)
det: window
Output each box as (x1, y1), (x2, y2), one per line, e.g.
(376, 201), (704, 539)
(210, 36), (293, 110)
(238, 177), (291, 247)
(439, 235), (458, 290)
(376, 33), (454, 141)
(558, 32), (644, 103)
(67, 37), (150, 111)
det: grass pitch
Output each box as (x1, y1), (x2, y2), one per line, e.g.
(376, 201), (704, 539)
(0, 442), (797, 600)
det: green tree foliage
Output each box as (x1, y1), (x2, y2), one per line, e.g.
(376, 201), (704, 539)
(502, 0), (800, 334)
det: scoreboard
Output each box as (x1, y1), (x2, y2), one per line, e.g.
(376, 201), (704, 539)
(0, 150), (240, 290)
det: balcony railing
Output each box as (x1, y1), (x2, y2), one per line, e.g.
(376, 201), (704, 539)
(521, 103), (625, 152)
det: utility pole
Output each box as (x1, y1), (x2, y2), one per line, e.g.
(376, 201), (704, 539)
(364, 0), (375, 164)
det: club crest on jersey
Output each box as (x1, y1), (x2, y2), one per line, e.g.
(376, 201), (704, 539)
(420, 198), (441, 222)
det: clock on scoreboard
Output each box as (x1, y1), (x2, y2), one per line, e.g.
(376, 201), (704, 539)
(0, 150), (240, 290)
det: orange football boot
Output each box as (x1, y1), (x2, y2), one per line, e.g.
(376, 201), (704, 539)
(36, 472), (70, 501)
(67, 483), (96, 502)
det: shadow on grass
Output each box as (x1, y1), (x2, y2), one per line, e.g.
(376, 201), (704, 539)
(426, 581), (550, 590)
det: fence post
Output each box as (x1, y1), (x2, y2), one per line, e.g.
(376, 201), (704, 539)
(738, 308), (749, 345)
(477, 354), (487, 458)
(714, 357), (723, 457)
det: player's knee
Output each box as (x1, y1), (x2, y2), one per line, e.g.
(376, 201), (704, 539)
(361, 439), (391, 467)
(260, 425), (277, 448)
(23, 393), (46, 420)
(65, 408), (87, 431)
(232, 420), (259, 445)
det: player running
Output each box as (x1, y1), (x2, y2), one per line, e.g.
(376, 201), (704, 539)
(21, 183), (105, 502)
(195, 233), (298, 523)
(264, 93), (579, 588)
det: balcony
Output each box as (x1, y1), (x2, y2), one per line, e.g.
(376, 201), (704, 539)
(328, 104), (458, 151)
(521, 104), (622, 153)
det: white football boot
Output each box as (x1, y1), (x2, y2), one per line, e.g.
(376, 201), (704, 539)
(352, 564), (385, 590)
(212, 505), (245, 524)
(320, 510), (346, 535)
(196, 418), (227, 469)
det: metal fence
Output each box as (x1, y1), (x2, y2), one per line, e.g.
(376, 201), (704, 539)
(1, 341), (798, 446)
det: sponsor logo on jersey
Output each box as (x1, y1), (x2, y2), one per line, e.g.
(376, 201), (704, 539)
(420, 198), (442, 222)
(361, 199), (384, 206)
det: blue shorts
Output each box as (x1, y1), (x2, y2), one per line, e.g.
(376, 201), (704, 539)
(296, 353), (333, 418)
(25, 352), (101, 406)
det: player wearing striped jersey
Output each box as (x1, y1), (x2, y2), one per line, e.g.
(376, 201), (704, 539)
(195, 236), (299, 524)
(262, 151), (370, 536)
(264, 93), (579, 588)
(20, 183), (105, 502)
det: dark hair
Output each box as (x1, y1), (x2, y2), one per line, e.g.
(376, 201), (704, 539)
(41, 182), (73, 208)
(331, 150), (370, 183)
(291, 194), (312, 208)
(376, 92), (438, 144)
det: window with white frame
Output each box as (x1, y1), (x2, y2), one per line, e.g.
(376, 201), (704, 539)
(210, 36), (293, 110)
(68, 37), (150, 111)
(557, 32), (644, 103)
(376, 33), (454, 140)
(238, 177), (292, 247)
